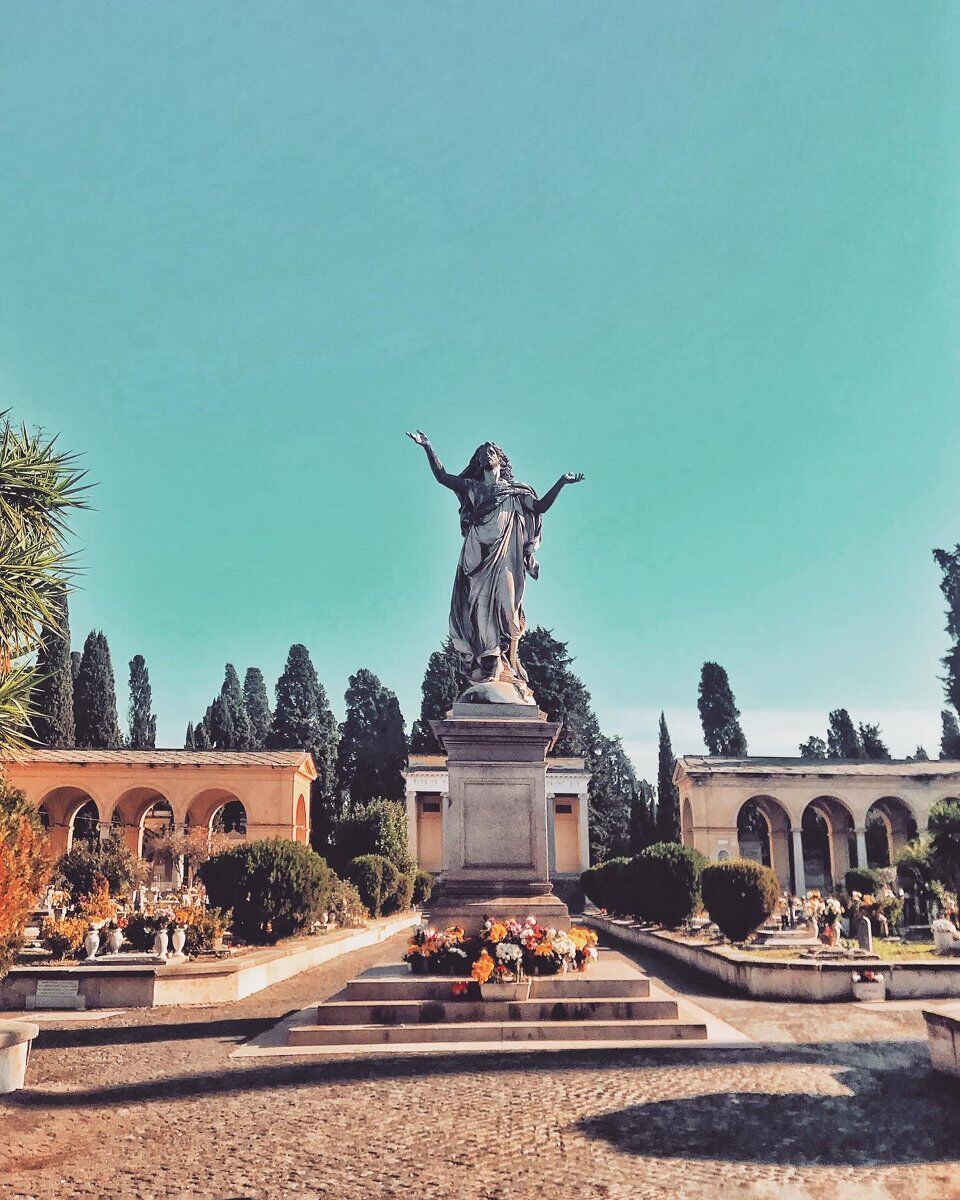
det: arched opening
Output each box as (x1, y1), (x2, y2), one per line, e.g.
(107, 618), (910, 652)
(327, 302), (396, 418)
(681, 798), (694, 846)
(71, 799), (101, 850)
(866, 797), (918, 869)
(141, 798), (177, 885)
(801, 805), (832, 892)
(212, 799), (247, 839)
(737, 796), (791, 891)
(295, 794), (308, 845)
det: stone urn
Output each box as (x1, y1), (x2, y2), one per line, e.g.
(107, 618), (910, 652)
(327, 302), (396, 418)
(170, 927), (187, 957)
(83, 928), (100, 960)
(106, 927), (124, 954)
(153, 929), (169, 960)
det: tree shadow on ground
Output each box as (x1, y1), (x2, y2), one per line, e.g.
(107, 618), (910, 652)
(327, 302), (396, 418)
(576, 1060), (960, 1168)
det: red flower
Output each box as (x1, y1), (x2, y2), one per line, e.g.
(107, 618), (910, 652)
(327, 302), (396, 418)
(451, 981), (468, 997)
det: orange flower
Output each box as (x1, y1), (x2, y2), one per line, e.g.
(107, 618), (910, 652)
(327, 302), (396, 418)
(487, 922), (508, 943)
(534, 940), (555, 957)
(471, 949), (495, 983)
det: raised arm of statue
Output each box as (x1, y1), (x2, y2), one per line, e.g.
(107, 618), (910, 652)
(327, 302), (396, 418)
(406, 430), (467, 493)
(533, 472), (585, 515)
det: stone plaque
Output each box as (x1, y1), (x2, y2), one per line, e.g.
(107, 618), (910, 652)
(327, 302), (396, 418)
(28, 979), (85, 1010)
(463, 782), (533, 868)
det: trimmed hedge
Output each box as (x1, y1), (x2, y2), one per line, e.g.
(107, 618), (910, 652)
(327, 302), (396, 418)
(199, 839), (332, 944)
(580, 857), (633, 915)
(632, 843), (702, 927)
(412, 869), (434, 907)
(844, 867), (881, 896)
(346, 854), (401, 918)
(701, 859), (779, 942)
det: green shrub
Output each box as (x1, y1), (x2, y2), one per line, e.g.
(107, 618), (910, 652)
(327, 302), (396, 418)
(412, 869), (434, 907)
(845, 867), (881, 896)
(631, 843), (702, 927)
(332, 799), (413, 874)
(346, 854), (401, 918)
(199, 839), (332, 944)
(124, 912), (164, 952)
(326, 876), (368, 927)
(55, 831), (143, 904)
(929, 799), (960, 889)
(580, 857), (632, 914)
(701, 859), (780, 942)
(389, 869), (416, 914)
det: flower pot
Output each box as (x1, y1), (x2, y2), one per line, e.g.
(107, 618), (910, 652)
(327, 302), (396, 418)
(852, 980), (885, 1002)
(83, 929), (100, 960)
(479, 980), (531, 1002)
(106, 928), (124, 954)
(409, 955), (430, 975)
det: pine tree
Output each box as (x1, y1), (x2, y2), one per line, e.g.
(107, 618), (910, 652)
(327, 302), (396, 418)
(697, 662), (748, 756)
(410, 640), (460, 754)
(859, 722), (891, 761)
(941, 710), (960, 759)
(208, 695), (234, 749)
(74, 631), (123, 749)
(934, 546), (960, 714)
(799, 735), (828, 760)
(243, 667), (272, 749)
(219, 664), (253, 749)
(127, 654), (157, 749)
(184, 721), (195, 749)
(655, 712), (681, 843)
(587, 733), (637, 863)
(336, 668), (407, 810)
(827, 709), (864, 759)
(268, 644), (340, 851)
(31, 588), (75, 747)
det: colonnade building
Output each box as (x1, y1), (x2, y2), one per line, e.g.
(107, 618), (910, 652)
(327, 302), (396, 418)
(675, 755), (960, 894)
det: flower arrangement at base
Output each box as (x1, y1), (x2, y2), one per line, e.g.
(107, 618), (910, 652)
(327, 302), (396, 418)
(80, 875), (117, 927)
(475, 916), (599, 981)
(404, 924), (469, 975)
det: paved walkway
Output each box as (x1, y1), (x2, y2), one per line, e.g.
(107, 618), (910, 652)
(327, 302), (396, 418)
(2, 932), (959, 1200)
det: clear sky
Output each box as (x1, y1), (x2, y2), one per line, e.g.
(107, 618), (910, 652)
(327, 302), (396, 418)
(2, 3), (959, 779)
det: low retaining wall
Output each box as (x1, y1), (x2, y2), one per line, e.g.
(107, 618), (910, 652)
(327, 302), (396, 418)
(923, 1005), (960, 1078)
(586, 915), (960, 1003)
(0, 912), (418, 1011)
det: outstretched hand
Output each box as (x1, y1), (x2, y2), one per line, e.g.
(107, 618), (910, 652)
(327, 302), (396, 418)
(406, 430), (430, 447)
(562, 472), (585, 485)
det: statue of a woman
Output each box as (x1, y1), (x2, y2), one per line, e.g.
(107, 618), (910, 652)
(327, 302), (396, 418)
(407, 431), (583, 703)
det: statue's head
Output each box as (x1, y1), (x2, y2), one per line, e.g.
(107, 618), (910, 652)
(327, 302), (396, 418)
(461, 442), (515, 482)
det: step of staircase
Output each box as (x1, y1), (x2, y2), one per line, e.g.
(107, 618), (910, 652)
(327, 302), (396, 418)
(288, 1017), (707, 1047)
(312, 997), (678, 1025)
(342, 973), (650, 1002)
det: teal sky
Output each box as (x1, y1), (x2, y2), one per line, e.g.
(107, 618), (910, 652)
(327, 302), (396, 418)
(3, 3), (959, 778)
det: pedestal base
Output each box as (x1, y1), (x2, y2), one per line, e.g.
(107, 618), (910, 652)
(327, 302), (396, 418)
(426, 893), (571, 935)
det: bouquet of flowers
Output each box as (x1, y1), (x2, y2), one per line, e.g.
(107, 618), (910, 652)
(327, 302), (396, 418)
(473, 916), (600, 980)
(404, 925), (468, 975)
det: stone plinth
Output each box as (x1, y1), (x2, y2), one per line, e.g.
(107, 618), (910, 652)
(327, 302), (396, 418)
(428, 705), (570, 933)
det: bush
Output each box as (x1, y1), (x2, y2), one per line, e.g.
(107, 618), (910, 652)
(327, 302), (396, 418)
(199, 839), (333, 944)
(845, 867), (881, 896)
(929, 799), (960, 889)
(40, 915), (86, 960)
(412, 869), (434, 907)
(701, 859), (780, 942)
(326, 876), (368, 927)
(0, 777), (51, 977)
(55, 831), (142, 904)
(580, 857), (633, 914)
(632, 843), (702, 927)
(124, 912), (164, 953)
(389, 869), (416, 915)
(332, 799), (413, 874)
(346, 854), (401, 918)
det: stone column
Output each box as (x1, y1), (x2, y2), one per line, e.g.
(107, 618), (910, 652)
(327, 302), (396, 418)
(404, 785), (419, 866)
(577, 792), (591, 873)
(791, 827), (806, 896)
(855, 828), (868, 871)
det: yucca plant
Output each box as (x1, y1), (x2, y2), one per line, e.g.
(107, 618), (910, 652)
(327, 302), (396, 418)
(0, 412), (88, 753)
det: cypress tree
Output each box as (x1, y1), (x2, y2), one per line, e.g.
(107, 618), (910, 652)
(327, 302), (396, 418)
(219, 664), (253, 749)
(243, 667), (272, 749)
(184, 721), (196, 749)
(71, 650), (81, 684)
(194, 711), (213, 750)
(268, 644), (340, 852)
(941, 710), (960, 760)
(31, 588), (75, 747)
(934, 546), (960, 714)
(522, 627), (596, 756)
(827, 708), (864, 759)
(859, 722), (891, 762)
(128, 654), (157, 749)
(74, 631), (123, 749)
(629, 779), (656, 854)
(655, 712), (681, 843)
(697, 662), (748, 756)
(336, 668), (407, 809)
(208, 695), (234, 749)
(410, 639), (461, 754)
(907, 745), (930, 762)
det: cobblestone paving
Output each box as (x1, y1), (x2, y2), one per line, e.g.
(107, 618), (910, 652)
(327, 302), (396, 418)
(2, 933), (960, 1200)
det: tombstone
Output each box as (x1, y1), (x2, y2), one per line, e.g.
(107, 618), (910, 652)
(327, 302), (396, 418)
(855, 914), (873, 953)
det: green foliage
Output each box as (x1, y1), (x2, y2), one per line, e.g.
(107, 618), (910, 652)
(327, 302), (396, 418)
(697, 662), (747, 756)
(199, 839), (332, 944)
(31, 588), (75, 748)
(928, 799), (960, 890)
(934, 546), (960, 715)
(127, 653), (156, 749)
(393, 869), (415, 913)
(326, 875), (368, 926)
(219, 663), (254, 749)
(579, 856), (633, 915)
(410, 639), (460, 754)
(268, 644), (340, 853)
(701, 859), (779, 941)
(845, 867), (882, 895)
(827, 708), (864, 760)
(184, 721), (195, 749)
(587, 734), (637, 863)
(194, 712), (212, 749)
(55, 831), (141, 903)
(243, 667), (272, 749)
(208, 694), (234, 748)
(655, 713), (681, 843)
(74, 630), (123, 749)
(336, 668), (407, 809)
(859, 722), (891, 761)
(632, 842), (702, 926)
(629, 780), (656, 854)
(521, 627), (597, 757)
(941, 709), (960, 760)
(412, 868), (433, 907)
(799, 736), (828, 760)
(346, 854), (401, 918)
(332, 798), (413, 874)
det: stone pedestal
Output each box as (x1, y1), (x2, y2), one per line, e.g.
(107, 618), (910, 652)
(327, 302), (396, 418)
(427, 701), (571, 933)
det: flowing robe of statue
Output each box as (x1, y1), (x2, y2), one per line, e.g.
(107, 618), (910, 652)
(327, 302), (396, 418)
(451, 479), (542, 685)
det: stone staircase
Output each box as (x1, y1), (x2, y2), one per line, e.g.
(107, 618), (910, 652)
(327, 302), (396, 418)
(287, 950), (709, 1053)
